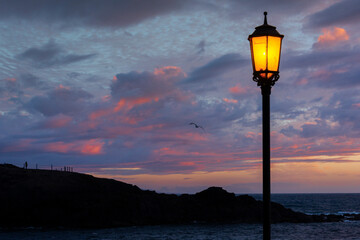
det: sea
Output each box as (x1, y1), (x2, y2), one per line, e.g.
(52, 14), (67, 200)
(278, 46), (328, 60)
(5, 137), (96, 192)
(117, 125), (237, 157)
(1, 193), (360, 240)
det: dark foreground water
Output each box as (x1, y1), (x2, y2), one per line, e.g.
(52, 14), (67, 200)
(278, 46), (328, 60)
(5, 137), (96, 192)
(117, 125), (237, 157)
(1, 194), (360, 240)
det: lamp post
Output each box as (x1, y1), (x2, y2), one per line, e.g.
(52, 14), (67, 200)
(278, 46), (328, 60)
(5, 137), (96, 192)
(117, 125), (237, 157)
(248, 12), (284, 240)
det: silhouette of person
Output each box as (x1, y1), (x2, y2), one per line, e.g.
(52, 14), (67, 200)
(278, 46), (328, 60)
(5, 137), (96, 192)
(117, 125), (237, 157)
(25, 161), (28, 169)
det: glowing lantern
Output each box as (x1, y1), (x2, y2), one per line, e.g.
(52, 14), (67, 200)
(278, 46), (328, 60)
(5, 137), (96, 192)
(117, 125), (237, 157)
(248, 12), (284, 85)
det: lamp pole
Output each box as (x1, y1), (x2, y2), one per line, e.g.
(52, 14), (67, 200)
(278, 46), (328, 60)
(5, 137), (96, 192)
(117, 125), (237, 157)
(248, 12), (284, 240)
(262, 83), (271, 240)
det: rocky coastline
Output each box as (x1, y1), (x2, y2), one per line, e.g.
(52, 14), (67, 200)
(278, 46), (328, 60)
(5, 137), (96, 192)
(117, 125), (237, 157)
(0, 164), (357, 229)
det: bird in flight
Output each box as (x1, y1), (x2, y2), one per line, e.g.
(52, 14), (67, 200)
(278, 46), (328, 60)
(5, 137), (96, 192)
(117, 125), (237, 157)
(189, 122), (205, 132)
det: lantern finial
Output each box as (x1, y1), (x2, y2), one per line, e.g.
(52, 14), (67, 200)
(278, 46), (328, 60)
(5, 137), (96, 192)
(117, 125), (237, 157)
(263, 12), (268, 25)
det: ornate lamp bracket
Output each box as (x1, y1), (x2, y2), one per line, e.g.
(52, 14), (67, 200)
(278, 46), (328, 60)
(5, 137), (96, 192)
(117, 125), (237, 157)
(252, 71), (280, 95)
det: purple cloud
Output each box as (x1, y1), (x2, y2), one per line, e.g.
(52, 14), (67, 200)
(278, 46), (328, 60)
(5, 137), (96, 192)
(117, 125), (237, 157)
(196, 40), (206, 55)
(305, 0), (360, 29)
(185, 53), (248, 83)
(111, 66), (186, 101)
(18, 40), (96, 68)
(25, 85), (92, 116)
(0, 0), (195, 28)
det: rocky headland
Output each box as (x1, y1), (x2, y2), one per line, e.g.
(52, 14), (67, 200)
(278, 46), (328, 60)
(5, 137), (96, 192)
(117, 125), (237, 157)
(0, 164), (357, 229)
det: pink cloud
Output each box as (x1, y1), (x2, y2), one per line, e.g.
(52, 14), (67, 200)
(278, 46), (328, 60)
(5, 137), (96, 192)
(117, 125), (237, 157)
(81, 66), (190, 128)
(229, 84), (247, 95)
(314, 27), (349, 48)
(179, 161), (196, 166)
(80, 139), (104, 155)
(44, 139), (104, 155)
(295, 78), (308, 86)
(223, 98), (238, 104)
(154, 66), (187, 78)
(89, 108), (112, 120)
(114, 97), (159, 112)
(76, 66), (193, 137)
(245, 131), (261, 141)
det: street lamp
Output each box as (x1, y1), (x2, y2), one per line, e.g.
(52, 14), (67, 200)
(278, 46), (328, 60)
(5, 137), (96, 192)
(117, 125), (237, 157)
(248, 12), (284, 240)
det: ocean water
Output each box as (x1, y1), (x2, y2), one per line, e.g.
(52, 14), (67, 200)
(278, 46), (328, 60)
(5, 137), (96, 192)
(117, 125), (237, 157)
(1, 194), (360, 240)
(251, 193), (360, 215)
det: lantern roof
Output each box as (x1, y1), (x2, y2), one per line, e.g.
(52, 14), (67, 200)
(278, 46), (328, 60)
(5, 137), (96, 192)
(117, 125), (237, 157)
(248, 12), (284, 39)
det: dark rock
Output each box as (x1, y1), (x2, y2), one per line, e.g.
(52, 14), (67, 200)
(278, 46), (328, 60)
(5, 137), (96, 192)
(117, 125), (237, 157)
(0, 164), (347, 229)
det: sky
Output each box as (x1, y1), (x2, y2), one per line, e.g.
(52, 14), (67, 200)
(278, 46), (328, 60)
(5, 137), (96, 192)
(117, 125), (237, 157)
(1, 0), (360, 194)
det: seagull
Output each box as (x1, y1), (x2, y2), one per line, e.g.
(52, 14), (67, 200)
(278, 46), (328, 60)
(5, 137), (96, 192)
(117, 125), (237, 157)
(189, 122), (205, 132)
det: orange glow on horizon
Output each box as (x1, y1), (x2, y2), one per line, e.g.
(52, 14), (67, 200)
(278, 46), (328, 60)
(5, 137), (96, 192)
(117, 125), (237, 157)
(87, 154), (360, 193)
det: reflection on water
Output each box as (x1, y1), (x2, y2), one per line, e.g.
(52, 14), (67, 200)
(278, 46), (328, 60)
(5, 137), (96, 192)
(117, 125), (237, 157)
(1, 222), (360, 240)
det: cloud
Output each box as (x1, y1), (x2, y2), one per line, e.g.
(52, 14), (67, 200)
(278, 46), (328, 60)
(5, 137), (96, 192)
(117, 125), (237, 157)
(281, 45), (360, 71)
(223, 98), (238, 104)
(1, 77), (20, 93)
(312, 67), (360, 89)
(313, 27), (349, 49)
(280, 89), (360, 140)
(185, 53), (247, 83)
(319, 89), (360, 132)
(282, 49), (352, 70)
(281, 41), (360, 91)
(305, 0), (360, 29)
(111, 66), (187, 103)
(228, 84), (256, 98)
(25, 85), (93, 116)
(60, 66), (193, 142)
(44, 139), (104, 155)
(19, 74), (45, 88)
(0, 74), (47, 97)
(18, 40), (96, 68)
(37, 114), (72, 129)
(1, 138), (105, 155)
(226, 0), (318, 18)
(281, 119), (348, 139)
(229, 85), (247, 95)
(196, 40), (206, 54)
(0, 0), (194, 28)
(1, 139), (35, 153)
(280, 126), (299, 138)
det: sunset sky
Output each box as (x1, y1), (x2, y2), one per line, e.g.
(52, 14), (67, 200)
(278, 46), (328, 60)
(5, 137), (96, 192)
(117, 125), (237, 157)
(1, 0), (360, 193)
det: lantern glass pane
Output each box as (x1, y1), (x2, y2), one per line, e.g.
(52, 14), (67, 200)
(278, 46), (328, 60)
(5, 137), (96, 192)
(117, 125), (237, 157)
(251, 36), (267, 72)
(268, 36), (282, 72)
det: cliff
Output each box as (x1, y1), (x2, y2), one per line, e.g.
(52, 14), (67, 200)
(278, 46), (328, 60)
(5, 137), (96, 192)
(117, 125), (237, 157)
(0, 164), (325, 228)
